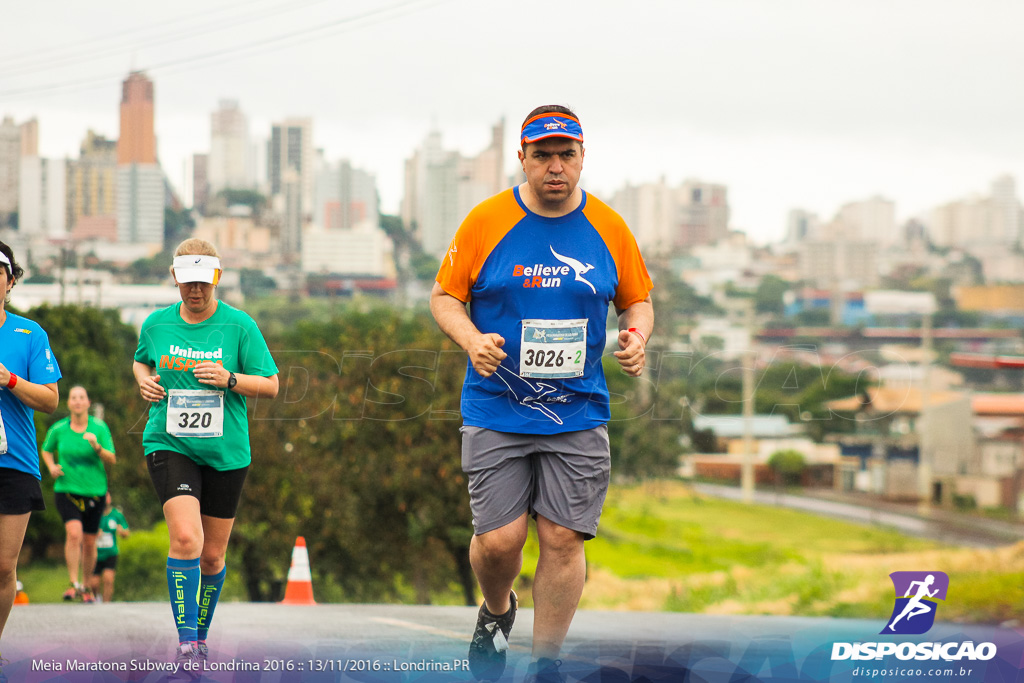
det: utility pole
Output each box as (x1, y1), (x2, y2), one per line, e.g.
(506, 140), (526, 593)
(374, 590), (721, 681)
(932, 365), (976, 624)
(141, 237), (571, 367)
(741, 299), (756, 504)
(917, 310), (933, 515)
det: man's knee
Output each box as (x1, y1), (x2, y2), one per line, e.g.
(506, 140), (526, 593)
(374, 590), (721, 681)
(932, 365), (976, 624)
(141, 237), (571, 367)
(474, 521), (528, 561)
(537, 518), (584, 555)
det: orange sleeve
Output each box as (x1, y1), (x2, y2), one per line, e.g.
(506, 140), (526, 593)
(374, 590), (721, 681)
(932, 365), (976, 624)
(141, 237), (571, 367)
(583, 195), (654, 310)
(435, 189), (524, 302)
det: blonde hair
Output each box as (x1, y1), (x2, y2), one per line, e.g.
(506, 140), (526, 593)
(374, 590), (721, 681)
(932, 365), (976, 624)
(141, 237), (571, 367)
(169, 238), (221, 277)
(173, 238), (219, 258)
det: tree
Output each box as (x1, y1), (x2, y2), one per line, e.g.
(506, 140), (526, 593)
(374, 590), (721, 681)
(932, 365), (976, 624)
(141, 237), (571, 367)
(755, 275), (789, 315)
(768, 449), (806, 486)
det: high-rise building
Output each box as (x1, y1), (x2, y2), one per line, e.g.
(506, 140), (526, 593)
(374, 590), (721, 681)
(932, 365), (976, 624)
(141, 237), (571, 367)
(785, 209), (821, 244)
(800, 239), (879, 289)
(0, 116), (37, 224)
(401, 120), (504, 257)
(930, 176), (1022, 250)
(209, 100), (252, 196)
(610, 178), (730, 253)
(609, 180), (676, 254)
(268, 118), (313, 215)
(835, 195), (897, 246)
(18, 156), (66, 238)
(676, 180), (730, 248)
(116, 71), (163, 245)
(192, 153), (210, 215)
(314, 155), (379, 231)
(990, 175), (1021, 247)
(67, 131), (117, 239)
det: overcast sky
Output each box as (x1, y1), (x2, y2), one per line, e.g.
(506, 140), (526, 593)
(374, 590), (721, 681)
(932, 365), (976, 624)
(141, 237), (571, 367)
(3, 0), (1022, 243)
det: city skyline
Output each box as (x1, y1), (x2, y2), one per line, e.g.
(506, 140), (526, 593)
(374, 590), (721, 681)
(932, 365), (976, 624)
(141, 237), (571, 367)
(2, 0), (1022, 243)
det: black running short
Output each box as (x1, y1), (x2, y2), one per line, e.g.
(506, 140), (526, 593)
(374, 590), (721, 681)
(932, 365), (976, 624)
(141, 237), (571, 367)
(0, 467), (45, 515)
(95, 555), (118, 572)
(146, 450), (249, 519)
(54, 492), (105, 533)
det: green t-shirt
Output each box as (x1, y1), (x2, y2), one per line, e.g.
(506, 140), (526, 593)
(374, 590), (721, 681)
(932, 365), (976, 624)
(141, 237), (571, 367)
(134, 300), (278, 470)
(96, 507), (129, 560)
(40, 416), (115, 497)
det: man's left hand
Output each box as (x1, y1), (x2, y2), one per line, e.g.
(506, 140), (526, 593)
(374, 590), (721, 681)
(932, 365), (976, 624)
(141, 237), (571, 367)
(613, 329), (645, 377)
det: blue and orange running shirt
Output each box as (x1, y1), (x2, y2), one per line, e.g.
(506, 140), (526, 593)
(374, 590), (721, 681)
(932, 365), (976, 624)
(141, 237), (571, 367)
(436, 186), (652, 435)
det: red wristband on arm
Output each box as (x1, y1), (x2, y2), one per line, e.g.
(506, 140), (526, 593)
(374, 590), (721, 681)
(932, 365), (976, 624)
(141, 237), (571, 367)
(6, 373), (17, 389)
(628, 328), (646, 345)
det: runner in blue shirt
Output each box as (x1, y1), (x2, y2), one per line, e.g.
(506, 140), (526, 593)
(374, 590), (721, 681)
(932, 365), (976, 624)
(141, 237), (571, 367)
(0, 241), (61, 646)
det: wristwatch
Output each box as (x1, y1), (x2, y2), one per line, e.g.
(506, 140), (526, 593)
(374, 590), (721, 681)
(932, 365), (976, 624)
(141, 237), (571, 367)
(227, 372), (237, 390)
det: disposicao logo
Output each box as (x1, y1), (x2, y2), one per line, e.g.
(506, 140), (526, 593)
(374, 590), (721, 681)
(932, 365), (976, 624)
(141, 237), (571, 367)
(831, 571), (997, 663)
(883, 571), (948, 635)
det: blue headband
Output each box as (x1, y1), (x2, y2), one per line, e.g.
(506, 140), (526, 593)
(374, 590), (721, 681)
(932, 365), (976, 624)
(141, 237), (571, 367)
(521, 114), (584, 145)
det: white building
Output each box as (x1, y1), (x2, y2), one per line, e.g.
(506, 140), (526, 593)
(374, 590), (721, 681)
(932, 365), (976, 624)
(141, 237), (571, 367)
(835, 195), (897, 246)
(301, 224), (394, 277)
(116, 164), (163, 246)
(610, 178), (730, 254)
(314, 157), (379, 231)
(929, 176), (1023, 249)
(209, 100), (253, 195)
(402, 120), (504, 258)
(269, 118), (313, 217)
(18, 156), (66, 238)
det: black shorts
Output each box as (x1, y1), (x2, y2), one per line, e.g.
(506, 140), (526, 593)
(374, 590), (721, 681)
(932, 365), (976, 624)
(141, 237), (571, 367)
(95, 555), (118, 572)
(0, 467), (46, 515)
(146, 450), (249, 519)
(54, 492), (105, 533)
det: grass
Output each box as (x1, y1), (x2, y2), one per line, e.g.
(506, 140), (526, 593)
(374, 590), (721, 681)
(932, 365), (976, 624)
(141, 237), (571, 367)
(516, 480), (1022, 624)
(19, 481), (1023, 623)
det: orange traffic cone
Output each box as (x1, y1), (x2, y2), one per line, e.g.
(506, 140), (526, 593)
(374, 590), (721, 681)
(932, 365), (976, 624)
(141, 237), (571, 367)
(279, 536), (316, 605)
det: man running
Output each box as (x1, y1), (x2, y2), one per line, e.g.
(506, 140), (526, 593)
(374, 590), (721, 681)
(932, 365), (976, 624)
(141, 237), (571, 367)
(431, 105), (653, 681)
(0, 242), (61, 650)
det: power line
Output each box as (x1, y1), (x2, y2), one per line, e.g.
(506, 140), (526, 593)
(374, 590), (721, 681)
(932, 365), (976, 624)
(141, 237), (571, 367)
(0, 0), (451, 101)
(0, 0), (335, 79)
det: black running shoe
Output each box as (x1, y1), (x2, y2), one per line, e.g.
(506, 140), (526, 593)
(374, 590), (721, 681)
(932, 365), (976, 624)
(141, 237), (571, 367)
(467, 590), (517, 681)
(525, 658), (565, 683)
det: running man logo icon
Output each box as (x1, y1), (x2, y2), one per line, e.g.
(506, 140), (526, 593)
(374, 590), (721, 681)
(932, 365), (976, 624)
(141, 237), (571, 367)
(882, 571), (949, 635)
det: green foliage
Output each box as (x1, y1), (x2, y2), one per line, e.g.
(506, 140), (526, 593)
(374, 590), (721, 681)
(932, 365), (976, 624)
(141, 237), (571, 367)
(113, 524), (171, 601)
(239, 268), (278, 300)
(755, 275), (789, 315)
(164, 207), (195, 246)
(21, 305), (157, 557)
(216, 189), (266, 212)
(768, 449), (806, 485)
(410, 252), (441, 281)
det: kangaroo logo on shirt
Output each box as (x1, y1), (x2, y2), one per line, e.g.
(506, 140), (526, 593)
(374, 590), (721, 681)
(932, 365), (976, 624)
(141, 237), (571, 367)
(549, 247), (596, 294)
(512, 246), (597, 293)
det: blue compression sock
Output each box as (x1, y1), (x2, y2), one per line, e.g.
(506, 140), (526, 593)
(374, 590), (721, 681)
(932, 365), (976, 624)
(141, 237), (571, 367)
(166, 557), (200, 644)
(197, 566), (227, 642)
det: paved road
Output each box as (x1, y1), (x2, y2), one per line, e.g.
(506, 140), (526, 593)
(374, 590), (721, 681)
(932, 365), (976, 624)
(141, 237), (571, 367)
(2, 603), (1021, 682)
(692, 483), (1024, 548)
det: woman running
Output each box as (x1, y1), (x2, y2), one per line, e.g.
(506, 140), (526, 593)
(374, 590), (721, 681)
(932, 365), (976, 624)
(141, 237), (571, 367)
(40, 385), (116, 603)
(133, 238), (278, 671)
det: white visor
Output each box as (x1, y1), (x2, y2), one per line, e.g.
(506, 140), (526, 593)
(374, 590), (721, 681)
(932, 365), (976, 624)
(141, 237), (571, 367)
(0, 251), (10, 270)
(173, 255), (222, 284)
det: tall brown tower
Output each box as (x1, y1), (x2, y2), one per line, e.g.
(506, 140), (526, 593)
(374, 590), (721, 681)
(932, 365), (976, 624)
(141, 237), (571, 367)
(117, 71), (156, 164)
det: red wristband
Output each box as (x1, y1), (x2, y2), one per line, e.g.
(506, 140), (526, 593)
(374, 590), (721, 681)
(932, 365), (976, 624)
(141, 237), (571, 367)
(627, 328), (646, 345)
(6, 373), (17, 389)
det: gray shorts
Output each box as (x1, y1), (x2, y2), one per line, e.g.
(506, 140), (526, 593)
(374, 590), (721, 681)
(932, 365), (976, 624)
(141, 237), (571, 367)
(461, 425), (610, 540)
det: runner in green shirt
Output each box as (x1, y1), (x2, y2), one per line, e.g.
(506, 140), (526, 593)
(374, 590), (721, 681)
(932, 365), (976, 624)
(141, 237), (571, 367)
(133, 238), (279, 670)
(90, 492), (129, 603)
(40, 386), (115, 604)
